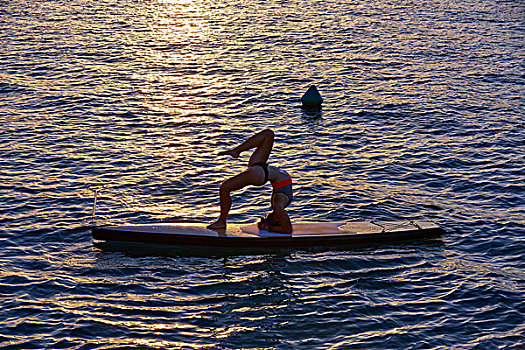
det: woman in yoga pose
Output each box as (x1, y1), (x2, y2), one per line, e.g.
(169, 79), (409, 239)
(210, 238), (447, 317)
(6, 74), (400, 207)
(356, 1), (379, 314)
(207, 129), (293, 234)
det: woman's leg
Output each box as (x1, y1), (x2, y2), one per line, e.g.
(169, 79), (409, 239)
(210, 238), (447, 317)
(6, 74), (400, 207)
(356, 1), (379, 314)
(207, 166), (265, 229)
(228, 129), (274, 166)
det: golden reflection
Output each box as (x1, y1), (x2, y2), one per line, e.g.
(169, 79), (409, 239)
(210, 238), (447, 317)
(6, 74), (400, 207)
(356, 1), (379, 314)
(215, 325), (258, 339)
(133, 0), (218, 121)
(129, 338), (214, 349)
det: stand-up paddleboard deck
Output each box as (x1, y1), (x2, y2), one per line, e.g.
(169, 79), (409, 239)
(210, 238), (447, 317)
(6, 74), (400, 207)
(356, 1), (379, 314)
(92, 220), (445, 248)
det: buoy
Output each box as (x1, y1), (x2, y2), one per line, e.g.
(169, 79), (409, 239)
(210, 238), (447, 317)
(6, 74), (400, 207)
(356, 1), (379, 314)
(301, 85), (323, 110)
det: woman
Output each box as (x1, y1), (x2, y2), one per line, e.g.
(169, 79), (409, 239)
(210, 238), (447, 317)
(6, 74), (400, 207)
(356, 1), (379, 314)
(207, 129), (293, 234)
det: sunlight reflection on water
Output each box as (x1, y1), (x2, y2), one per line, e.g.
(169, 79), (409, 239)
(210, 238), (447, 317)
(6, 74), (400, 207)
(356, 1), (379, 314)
(0, 0), (523, 348)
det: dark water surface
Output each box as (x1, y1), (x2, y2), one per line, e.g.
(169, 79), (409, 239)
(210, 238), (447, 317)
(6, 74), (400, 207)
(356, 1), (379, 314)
(1, 0), (524, 348)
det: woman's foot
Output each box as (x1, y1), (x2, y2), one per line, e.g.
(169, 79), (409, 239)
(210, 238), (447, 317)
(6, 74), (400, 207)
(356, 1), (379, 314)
(207, 220), (226, 230)
(218, 149), (240, 158)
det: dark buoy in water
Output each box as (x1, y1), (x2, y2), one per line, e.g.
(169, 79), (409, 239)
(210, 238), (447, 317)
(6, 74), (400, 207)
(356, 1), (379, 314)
(301, 85), (323, 112)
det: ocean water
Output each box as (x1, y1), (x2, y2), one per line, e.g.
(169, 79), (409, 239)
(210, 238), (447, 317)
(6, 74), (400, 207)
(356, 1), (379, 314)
(1, 0), (524, 348)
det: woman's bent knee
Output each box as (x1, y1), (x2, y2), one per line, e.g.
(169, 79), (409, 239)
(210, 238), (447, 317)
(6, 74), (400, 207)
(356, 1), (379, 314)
(219, 181), (232, 194)
(262, 129), (274, 140)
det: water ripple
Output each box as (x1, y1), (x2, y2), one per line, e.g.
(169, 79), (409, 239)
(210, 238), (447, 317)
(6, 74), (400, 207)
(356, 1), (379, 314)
(1, 0), (524, 348)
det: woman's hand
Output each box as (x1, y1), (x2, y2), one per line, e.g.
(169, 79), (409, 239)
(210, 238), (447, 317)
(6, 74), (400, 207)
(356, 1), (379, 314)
(257, 221), (270, 231)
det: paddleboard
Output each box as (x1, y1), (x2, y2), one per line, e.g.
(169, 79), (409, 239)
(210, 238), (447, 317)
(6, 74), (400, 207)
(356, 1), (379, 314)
(92, 220), (445, 248)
